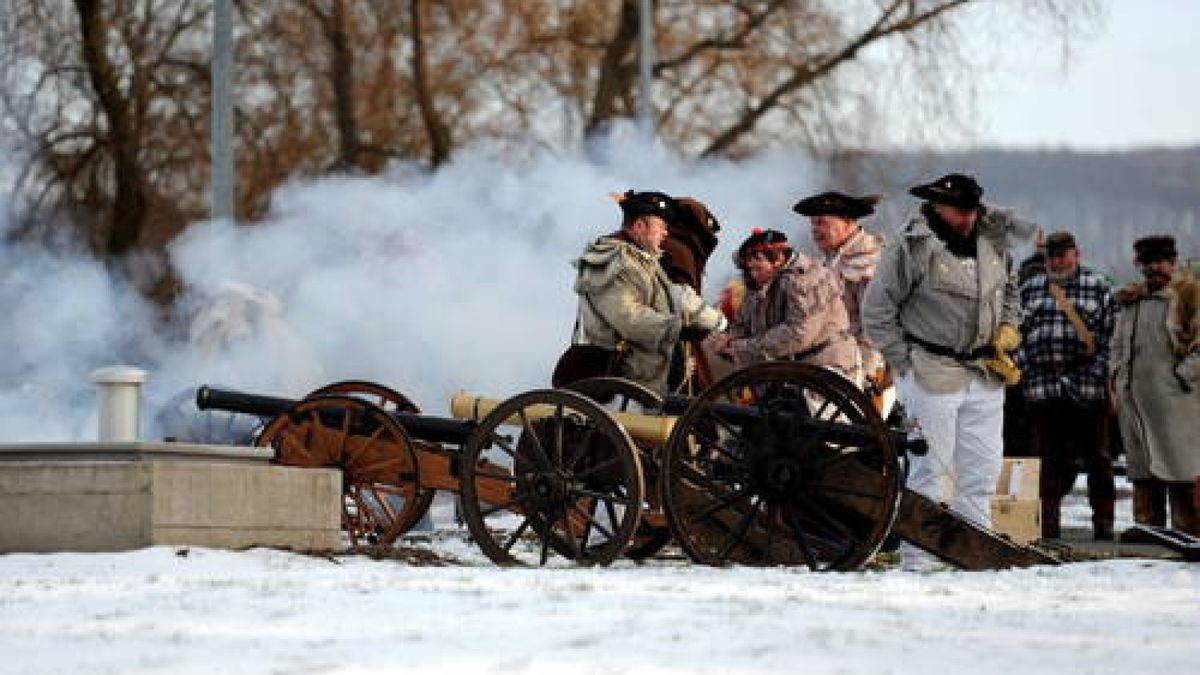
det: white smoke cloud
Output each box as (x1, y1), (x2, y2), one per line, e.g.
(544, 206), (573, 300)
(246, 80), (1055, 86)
(2, 136), (1194, 443)
(0, 135), (821, 442)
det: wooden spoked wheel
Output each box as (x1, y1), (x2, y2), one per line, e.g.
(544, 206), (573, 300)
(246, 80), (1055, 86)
(660, 362), (900, 570)
(305, 380), (435, 538)
(562, 377), (672, 561)
(308, 380), (421, 416)
(256, 395), (425, 549)
(459, 389), (644, 566)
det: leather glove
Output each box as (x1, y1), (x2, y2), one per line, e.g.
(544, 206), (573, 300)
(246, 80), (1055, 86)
(992, 323), (1021, 352)
(983, 351), (1022, 386)
(983, 323), (1022, 385)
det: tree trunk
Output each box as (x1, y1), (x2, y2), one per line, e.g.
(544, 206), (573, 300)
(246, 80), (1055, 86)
(410, 0), (452, 168)
(327, 0), (362, 170)
(74, 0), (147, 255)
(584, 0), (640, 137)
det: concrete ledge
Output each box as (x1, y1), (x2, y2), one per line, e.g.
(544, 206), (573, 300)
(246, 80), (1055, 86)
(0, 443), (341, 553)
(0, 441), (273, 463)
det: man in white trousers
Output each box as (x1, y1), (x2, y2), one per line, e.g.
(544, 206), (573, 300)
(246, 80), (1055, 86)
(862, 173), (1034, 569)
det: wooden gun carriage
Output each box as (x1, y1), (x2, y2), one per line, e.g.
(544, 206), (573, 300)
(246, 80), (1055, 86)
(195, 363), (1055, 570)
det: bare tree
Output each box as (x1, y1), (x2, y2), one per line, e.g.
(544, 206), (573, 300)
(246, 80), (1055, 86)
(1, 0), (211, 257)
(539, 0), (1099, 156)
(409, 0), (453, 167)
(0, 0), (1102, 300)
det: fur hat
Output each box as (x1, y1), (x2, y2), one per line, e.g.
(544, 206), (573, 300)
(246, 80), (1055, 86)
(661, 196), (721, 290)
(909, 173), (984, 210)
(792, 191), (879, 219)
(1134, 234), (1177, 264)
(675, 196), (721, 235)
(615, 190), (681, 225)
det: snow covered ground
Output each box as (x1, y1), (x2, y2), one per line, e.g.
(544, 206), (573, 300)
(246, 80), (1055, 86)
(1, 483), (1196, 675)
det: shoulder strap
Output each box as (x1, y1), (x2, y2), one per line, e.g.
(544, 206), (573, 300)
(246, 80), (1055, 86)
(1047, 281), (1096, 356)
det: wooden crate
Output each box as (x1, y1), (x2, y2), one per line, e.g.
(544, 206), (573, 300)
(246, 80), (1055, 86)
(990, 458), (1041, 543)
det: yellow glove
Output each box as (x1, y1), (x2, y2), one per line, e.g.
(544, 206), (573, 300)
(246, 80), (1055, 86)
(992, 323), (1021, 352)
(983, 351), (1021, 386)
(982, 323), (1022, 385)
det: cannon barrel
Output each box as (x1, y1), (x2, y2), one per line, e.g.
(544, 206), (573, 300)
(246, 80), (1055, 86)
(196, 385), (476, 446)
(450, 392), (676, 447)
(663, 393), (924, 455)
(450, 392), (901, 451)
(196, 385), (294, 418)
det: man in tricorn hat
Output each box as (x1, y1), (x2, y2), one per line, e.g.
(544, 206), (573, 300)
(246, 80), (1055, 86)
(564, 190), (728, 394)
(1111, 234), (1200, 536)
(1015, 230), (1117, 540)
(862, 173), (1036, 568)
(793, 191), (885, 394)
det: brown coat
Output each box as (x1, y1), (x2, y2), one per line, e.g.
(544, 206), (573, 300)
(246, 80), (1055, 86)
(729, 251), (859, 381)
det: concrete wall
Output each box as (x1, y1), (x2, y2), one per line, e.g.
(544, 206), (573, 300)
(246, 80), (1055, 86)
(0, 443), (342, 553)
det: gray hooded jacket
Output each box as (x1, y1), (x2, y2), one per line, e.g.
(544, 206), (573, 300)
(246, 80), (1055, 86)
(861, 205), (1032, 393)
(573, 235), (724, 393)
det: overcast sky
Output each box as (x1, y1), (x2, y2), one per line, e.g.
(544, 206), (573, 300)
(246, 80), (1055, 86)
(975, 0), (1200, 150)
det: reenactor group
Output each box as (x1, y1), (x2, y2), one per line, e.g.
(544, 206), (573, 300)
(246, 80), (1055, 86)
(563, 174), (1200, 568)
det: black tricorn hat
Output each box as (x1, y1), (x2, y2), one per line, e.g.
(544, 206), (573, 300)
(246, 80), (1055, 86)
(733, 228), (791, 268)
(616, 190), (681, 224)
(1134, 234), (1177, 264)
(792, 191), (879, 219)
(909, 173), (984, 210)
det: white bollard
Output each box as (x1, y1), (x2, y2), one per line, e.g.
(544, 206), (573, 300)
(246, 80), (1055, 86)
(91, 365), (149, 443)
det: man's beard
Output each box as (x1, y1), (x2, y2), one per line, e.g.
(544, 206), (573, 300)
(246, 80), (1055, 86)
(1047, 268), (1075, 282)
(1143, 269), (1172, 290)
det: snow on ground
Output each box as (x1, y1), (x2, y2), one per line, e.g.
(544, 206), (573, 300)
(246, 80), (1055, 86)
(2, 478), (1197, 675)
(0, 542), (1195, 675)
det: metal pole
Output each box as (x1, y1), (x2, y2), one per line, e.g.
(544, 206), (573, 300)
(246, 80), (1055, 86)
(637, 0), (655, 138)
(211, 0), (234, 221)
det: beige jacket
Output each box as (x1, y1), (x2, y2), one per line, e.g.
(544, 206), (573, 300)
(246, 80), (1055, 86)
(861, 205), (1030, 393)
(729, 251), (859, 381)
(1111, 274), (1200, 481)
(824, 227), (884, 373)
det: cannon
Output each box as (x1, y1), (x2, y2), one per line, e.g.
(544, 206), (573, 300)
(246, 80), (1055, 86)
(197, 380), (646, 566)
(197, 364), (1056, 570)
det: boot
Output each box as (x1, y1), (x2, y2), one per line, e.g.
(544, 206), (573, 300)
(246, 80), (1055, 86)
(1091, 496), (1115, 541)
(1167, 483), (1199, 537)
(1041, 500), (1061, 540)
(1132, 480), (1167, 526)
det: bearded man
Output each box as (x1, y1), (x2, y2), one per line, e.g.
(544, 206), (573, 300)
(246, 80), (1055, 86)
(1015, 231), (1117, 540)
(1111, 235), (1200, 536)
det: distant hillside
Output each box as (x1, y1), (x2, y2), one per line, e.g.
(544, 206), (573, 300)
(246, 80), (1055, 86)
(823, 146), (1200, 282)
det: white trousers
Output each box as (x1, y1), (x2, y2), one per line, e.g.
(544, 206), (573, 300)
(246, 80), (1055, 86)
(896, 371), (1005, 528)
